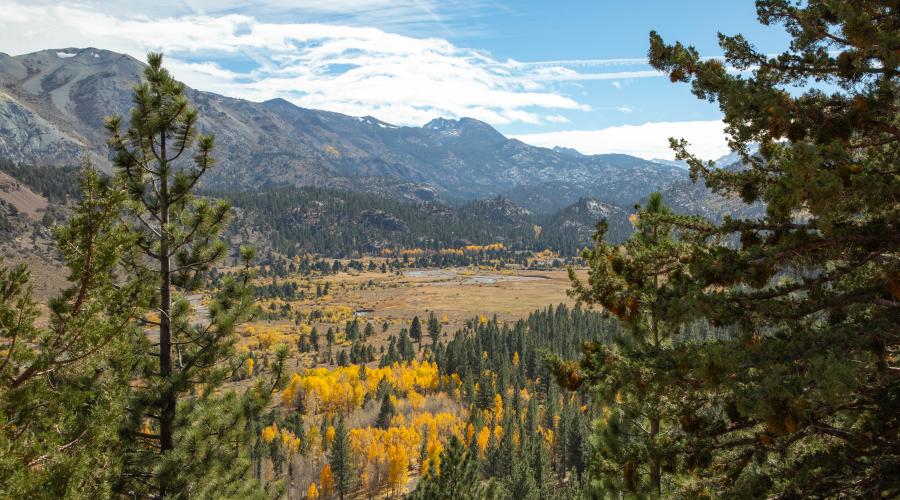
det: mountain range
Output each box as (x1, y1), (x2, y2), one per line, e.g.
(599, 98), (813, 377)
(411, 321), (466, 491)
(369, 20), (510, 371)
(0, 46), (766, 266)
(0, 47), (688, 213)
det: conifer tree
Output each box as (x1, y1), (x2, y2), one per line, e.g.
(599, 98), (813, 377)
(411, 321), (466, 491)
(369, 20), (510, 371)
(106, 53), (285, 497)
(632, 1), (898, 496)
(0, 165), (149, 497)
(328, 417), (355, 500)
(410, 315), (423, 350)
(566, 193), (698, 496)
(375, 391), (396, 429)
(410, 435), (491, 500)
(427, 311), (441, 347)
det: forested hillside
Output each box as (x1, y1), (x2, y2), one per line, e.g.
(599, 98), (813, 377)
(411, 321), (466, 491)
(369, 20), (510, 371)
(213, 186), (633, 257)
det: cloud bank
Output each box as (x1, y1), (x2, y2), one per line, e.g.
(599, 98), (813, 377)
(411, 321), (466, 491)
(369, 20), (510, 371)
(0, 0), (677, 127)
(512, 121), (730, 161)
(0, 1), (734, 160)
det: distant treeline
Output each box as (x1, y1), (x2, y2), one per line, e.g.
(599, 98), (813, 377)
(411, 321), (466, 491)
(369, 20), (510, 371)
(0, 160), (82, 203)
(0, 160), (631, 258)
(210, 185), (631, 258)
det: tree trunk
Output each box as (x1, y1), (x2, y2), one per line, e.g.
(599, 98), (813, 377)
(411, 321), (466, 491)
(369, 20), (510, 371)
(158, 133), (174, 497)
(650, 415), (660, 494)
(650, 310), (661, 495)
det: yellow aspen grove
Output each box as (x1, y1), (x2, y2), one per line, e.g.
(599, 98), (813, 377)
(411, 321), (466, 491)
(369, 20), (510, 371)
(305, 426), (322, 455)
(387, 444), (410, 494)
(281, 429), (301, 453)
(246, 357), (254, 376)
(493, 394), (503, 421)
(512, 351), (520, 368)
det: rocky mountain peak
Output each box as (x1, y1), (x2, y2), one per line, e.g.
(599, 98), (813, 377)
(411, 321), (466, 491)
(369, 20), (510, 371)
(0, 47), (689, 212)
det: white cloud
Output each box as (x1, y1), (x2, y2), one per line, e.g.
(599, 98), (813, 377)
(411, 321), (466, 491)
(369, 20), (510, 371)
(511, 58), (650, 69)
(512, 121), (730, 161)
(544, 115), (570, 124)
(616, 106), (632, 113)
(0, 0), (607, 126)
(1, 1), (719, 128)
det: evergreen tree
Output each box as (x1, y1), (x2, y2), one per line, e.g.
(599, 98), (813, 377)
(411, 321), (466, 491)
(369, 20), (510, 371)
(375, 391), (396, 429)
(427, 311), (441, 347)
(0, 165), (150, 497)
(410, 435), (492, 500)
(328, 417), (355, 500)
(505, 455), (539, 500)
(106, 53), (285, 497)
(582, 2), (900, 497)
(566, 193), (695, 496)
(410, 315), (423, 350)
(310, 327), (319, 351)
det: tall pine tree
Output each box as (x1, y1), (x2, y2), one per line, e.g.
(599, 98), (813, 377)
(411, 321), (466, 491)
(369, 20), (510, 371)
(637, 1), (898, 496)
(566, 193), (702, 496)
(410, 435), (493, 500)
(106, 53), (284, 497)
(328, 417), (355, 500)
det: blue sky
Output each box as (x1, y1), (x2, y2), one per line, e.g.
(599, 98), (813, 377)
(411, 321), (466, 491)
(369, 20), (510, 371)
(0, 1), (789, 159)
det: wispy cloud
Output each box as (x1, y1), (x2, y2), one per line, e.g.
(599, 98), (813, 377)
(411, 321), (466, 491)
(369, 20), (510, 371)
(0, 1), (600, 125)
(510, 57), (650, 69)
(0, 1), (722, 129)
(512, 121), (730, 161)
(11, 0), (496, 37)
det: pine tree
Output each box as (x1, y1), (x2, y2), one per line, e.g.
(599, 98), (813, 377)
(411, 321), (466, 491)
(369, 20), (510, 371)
(566, 193), (696, 496)
(427, 311), (441, 347)
(375, 391), (396, 429)
(505, 455), (539, 500)
(410, 315), (423, 350)
(637, 1), (899, 496)
(106, 53), (285, 497)
(410, 435), (492, 500)
(0, 165), (150, 497)
(328, 417), (355, 500)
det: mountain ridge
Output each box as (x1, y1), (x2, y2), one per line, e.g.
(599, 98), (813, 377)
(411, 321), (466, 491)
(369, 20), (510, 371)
(0, 47), (687, 212)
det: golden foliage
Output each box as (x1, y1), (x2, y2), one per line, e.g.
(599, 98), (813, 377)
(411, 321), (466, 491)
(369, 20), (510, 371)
(319, 464), (334, 497)
(476, 426), (490, 455)
(280, 361), (440, 414)
(261, 423), (278, 443)
(348, 411), (463, 494)
(306, 482), (319, 500)
(493, 394), (503, 421)
(261, 423), (300, 453)
(325, 426), (336, 448)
